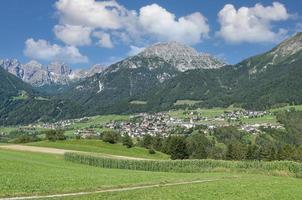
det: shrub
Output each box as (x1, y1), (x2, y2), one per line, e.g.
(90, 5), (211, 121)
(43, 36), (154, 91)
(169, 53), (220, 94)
(11, 135), (40, 144)
(45, 130), (66, 141)
(102, 131), (119, 144)
(122, 133), (133, 148)
(148, 148), (156, 154)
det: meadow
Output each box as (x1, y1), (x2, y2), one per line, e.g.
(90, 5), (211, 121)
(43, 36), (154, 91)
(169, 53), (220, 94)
(0, 149), (234, 198)
(27, 139), (169, 160)
(48, 175), (302, 200)
(1, 149), (302, 199)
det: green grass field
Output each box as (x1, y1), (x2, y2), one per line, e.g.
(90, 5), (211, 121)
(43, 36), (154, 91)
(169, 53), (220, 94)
(270, 105), (302, 112)
(66, 115), (129, 129)
(0, 149), (234, 198)
(27, 140), (169, 160)
(240, 115), (277, 124)
(50, 175), (302, 200)
(130, 100), (147, 105)
(1, 149), (302, 199)
(173, 100), (203, 106)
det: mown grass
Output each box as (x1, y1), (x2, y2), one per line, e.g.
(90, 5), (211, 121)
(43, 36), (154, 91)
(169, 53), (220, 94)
(0, 149), (235, 198)
(66, 115), (129, 130)
(49, 175), (302, 200)
(27, 140), (169, 160)
(129, 100), (147, 105)
(168, 107), (239, 119)
(173, 100), (203, 106)
(65, 152), (302, 177)
(240, 115), (277, 124)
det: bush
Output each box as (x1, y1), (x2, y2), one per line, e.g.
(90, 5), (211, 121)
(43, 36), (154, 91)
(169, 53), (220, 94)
(45, 130), (66, 141)
(122, 133), (133, 148)
(11, 135), (40, 144)
(148, 148), (156, 154)
(102, 131), (119, 144)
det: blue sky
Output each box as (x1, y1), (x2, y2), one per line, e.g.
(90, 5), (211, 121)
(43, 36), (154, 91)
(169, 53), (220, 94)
(0, 0), (301, 68)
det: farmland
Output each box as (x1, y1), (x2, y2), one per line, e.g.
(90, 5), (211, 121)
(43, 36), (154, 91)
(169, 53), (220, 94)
(0, 149), (233, 198)
(1, 149), (302, 199)
(48, 175), (302, 200)
(27, 140), (169, 160)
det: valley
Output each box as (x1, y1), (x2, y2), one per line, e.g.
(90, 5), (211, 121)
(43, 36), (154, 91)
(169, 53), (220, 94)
(1, 1), (302, 198)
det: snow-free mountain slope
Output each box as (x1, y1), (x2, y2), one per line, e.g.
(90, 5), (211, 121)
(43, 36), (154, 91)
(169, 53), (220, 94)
(0, 59), (106, 87)
(132, 42), (225, 71)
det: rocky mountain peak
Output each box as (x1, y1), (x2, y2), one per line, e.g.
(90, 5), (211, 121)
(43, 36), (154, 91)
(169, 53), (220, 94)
(47, 62), (71, 76)
(137, 41), (225, 72)
(271, 32), (302, 57)
(0, 58), (24, 78)
(0, 58), (105, 86)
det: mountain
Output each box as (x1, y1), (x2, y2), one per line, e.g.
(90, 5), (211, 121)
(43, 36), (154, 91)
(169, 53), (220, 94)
(2, 33), (302, 125)
(0, 65), (84, 125)
(152, 32), (302, 110)
(137, 42), (225, 71)
(69, 64), (106, 80)
(64, 42), (225, 115)
(230, 32), (302, 109)
(0, 66), (35, 102)
(0, 59), (106, 87)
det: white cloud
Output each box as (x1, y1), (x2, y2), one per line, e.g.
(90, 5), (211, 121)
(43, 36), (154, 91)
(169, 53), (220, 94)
(24, 38), (88, 63)
(217, 2), (289, 43)
(139, 4), (209, 44)
(93, 32), (114, 48)
(54, 0), (209, 46)
(55, 0), (129, 29)
(54, 24), (92, 46)
(127, 45), (145, 56)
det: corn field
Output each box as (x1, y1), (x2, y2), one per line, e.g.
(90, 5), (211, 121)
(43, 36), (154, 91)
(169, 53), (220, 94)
(64, 152), (302, 177)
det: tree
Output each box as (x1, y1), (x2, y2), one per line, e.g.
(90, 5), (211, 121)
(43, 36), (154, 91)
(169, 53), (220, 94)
(226, 142), (247, 160)
(169, 136), (188, 160)
(122, 133), (133, 148)
(208, 146), (226, 160)
(140, 134), (153, 148)
(186, 133), (212, 159)
(278, 145), (294, 160)
(102, 131), (119, 144)
(246, 145), (259, 160)
(45, 130), (66, 141)
(151, 134), (163, 151)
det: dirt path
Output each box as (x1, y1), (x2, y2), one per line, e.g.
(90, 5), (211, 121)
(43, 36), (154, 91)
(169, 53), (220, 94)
(0, 145), (147, 160)
(0, 179), (222, 200)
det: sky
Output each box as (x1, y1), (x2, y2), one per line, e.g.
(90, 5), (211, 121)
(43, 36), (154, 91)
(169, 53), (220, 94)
(0, 0), (301, 69)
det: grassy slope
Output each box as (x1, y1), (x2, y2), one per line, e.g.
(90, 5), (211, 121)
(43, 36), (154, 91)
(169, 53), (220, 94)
(27, 140), (169, 160)
(0, 149), (234, 197)
(53, 175), (302, 200)
(66, 115), (129, 130)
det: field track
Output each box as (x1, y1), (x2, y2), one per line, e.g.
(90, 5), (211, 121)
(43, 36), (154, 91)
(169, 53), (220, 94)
(0, 178), (225, 200)
(0, 145), (147, 160)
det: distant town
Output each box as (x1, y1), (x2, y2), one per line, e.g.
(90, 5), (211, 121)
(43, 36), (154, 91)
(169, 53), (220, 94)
(21, 109), (284, 139)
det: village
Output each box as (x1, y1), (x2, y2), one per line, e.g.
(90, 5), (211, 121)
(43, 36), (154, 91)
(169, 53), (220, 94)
(12, 109), (284, 139)
(104, 110), (284, 138)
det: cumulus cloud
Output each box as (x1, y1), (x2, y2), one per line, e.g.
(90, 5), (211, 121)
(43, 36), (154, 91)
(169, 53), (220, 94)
(55, 0), (129, 29)
(54, 0), (209, 46)
(93, 32), (114, 48)
(127, 45), (145, 56)
(217, 2), (289, 43)
(24, 38), (88, 63)
(139, 4), (209, 44)
(54, 24), (92, 46)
